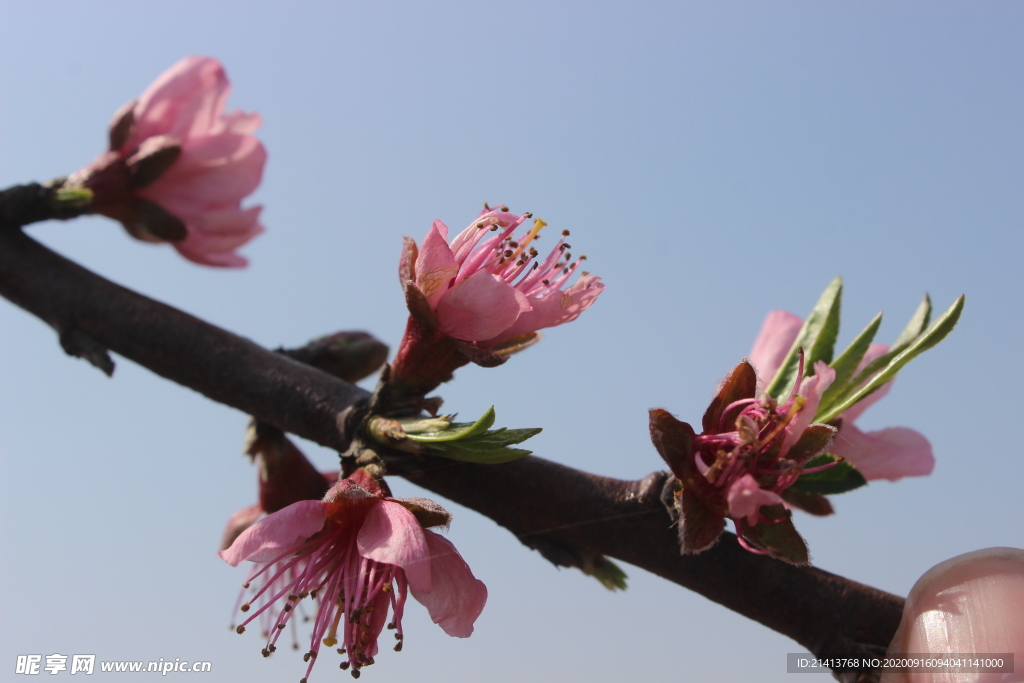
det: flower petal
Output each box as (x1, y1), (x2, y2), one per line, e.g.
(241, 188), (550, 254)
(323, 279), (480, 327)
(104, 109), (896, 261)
(727, 474), (785, 525)
(414, 220), (459, 306)
(133, 56), (230, 143)
(173, 206), (263, 267)
(357, 500), (432, 593)
(218, 500), (326, 567)
(830, 424), (935, 481)
(780, 361), (836, 455)
(749, 310), (803, 389)
(410, 531), (487, 637)
(840, 343), (892, 422)
(490, 275), (605, 343)
(219, 503), (264, 552)
(140, 134), (266, 210)
(435, 269), (527, 342)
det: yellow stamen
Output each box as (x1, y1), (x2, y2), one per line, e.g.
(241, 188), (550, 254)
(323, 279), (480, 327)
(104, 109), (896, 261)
(322, 603), (345, 648)
(506, 218), (547, 264)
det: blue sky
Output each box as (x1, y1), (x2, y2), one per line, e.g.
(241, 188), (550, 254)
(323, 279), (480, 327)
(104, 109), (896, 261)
(2, 2), (1021, 681)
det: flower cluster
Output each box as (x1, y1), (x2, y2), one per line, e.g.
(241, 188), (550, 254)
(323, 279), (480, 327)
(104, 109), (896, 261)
(69, 56), (266, 266)
(651, 356), (835, 562)
(220, 470), (486, 679)
(751, 310), (934, 481)
(651, 307), (938, 562)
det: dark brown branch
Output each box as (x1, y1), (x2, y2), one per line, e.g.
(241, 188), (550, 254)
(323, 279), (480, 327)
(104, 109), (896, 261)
(0, 182), (87, 230)
(0, 225), (368, 451)
(0, 216), (903, 674)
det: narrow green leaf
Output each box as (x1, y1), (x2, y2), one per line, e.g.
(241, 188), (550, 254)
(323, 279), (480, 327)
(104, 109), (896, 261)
(422, 426), (543, 464)
(765, 277), (843, 400)
(844, 294), (934, 388)
(405, 406), (496, 443)
(790, 454), (868, 494)
(433, 427), (543, 450)
(583, 557), (629, 591)
(891, 294), (932, 350)
(816, 312), (882, 420)
(425, 443), (533, 464)
(817, 295), (964, 424)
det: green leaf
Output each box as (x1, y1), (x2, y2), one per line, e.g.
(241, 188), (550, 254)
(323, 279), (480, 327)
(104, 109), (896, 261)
(765, 277), (843, 400)
(405, 406), (496, 443)
(790, 453), (868, 494)
(842, 294), (933, 390)
(816, 295), (964, 424)
(816, 312), (882, 420)
(890, 294), (932, 350)
(582, 557), (629, 591)
(423, 427), (543, 464)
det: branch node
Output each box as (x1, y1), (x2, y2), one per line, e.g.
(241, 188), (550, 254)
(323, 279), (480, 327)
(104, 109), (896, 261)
(59, 327), (115, 376)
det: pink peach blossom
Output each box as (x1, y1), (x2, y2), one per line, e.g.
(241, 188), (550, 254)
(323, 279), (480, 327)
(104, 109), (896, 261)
(652, 356), (839, 561)
(221, 472), (486, 679)
(409, 207), (603, 344)
(749, 310), (934, 481)
(70, 56), (266, 267)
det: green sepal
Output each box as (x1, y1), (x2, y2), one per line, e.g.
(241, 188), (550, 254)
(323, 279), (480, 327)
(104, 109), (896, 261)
(816, 295), (964, 424)
(817, 312), (882, 418)
(423, 426), (542, 464)
(765, 277), (843, 400)
(790, 454), (867, 495)
(405, 406), (496, 443)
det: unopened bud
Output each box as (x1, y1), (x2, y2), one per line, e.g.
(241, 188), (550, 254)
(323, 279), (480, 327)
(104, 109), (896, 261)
(282, 332), (389, 383)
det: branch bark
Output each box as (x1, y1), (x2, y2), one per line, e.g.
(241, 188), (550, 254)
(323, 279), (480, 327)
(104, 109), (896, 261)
(0, 212), (904, 674)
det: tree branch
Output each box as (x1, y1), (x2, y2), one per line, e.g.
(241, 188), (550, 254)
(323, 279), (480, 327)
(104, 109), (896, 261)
(0, 213), (903, 676)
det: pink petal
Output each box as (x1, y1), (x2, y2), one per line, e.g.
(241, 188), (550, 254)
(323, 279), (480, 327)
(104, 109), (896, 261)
(414, 221), (459, 306)
(357, 500), (433, 593)
(781, 361), (836, 455)
(133, 56), (230, 143)
(435, 269), (528, 342)
(140, 134), (266, 210)
(218, 500), (326, 567)
(490, 275), (605, 343)
(830, 423), (935, 481)
(219, 503), (264, 551)
(726, 474), (784, 526)
(173, 206), (264, 267)
(749, 310), (803, 388)
(222, 110), (261, 135)
(410, 531), (487, 638)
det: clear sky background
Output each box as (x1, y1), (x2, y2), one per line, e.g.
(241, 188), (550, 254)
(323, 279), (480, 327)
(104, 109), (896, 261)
(2, 2), (1021, 682)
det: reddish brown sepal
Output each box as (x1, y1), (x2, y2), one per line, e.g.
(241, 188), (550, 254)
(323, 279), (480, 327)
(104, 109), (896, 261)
(785, 424), (837, 467)
(393, 497), (452, 529)
(679, 488), (726, 553)
(649, 409), (713, 496)
(452, 339), (509, 368)
(701, 361), (757, 434)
